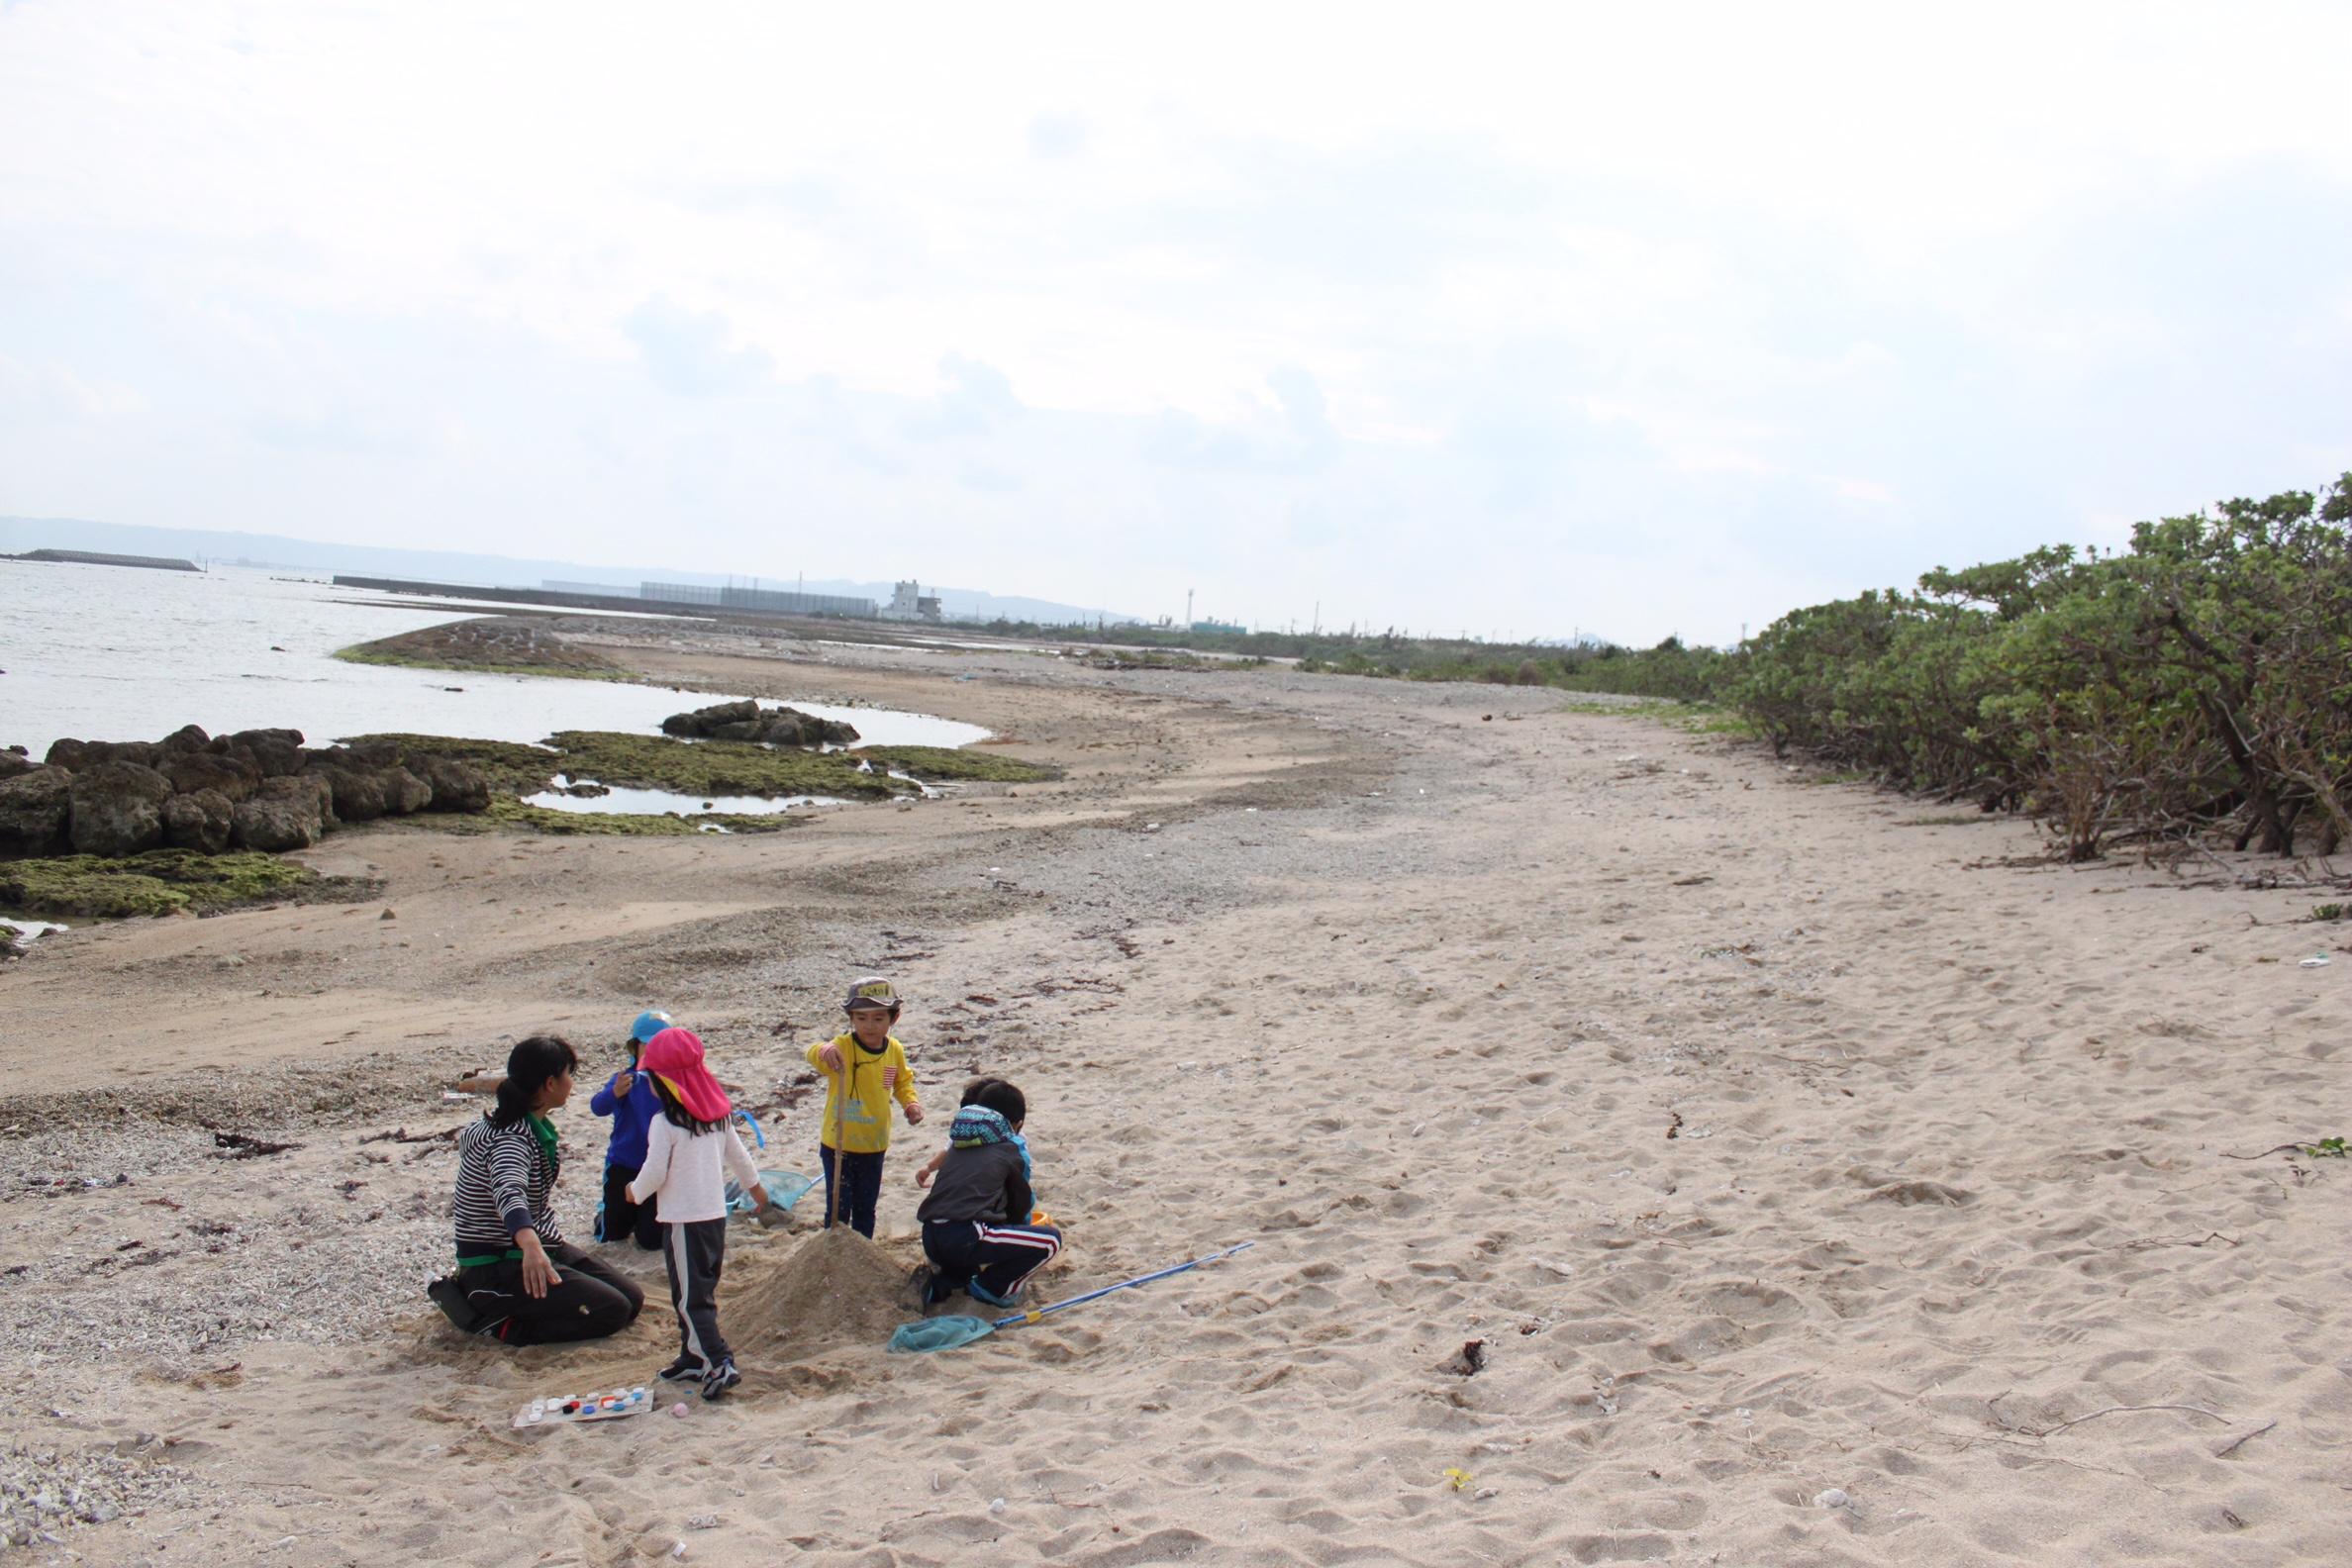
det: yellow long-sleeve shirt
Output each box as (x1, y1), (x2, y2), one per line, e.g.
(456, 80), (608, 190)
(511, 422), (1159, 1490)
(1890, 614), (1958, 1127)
(806, 1032), (920, 1153)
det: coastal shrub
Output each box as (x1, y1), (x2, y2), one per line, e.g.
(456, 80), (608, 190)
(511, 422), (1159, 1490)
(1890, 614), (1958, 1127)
(1726, 472), (2352, 858)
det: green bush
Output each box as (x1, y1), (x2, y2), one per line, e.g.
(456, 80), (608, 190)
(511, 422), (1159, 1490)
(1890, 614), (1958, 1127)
(1726, 473), (2352, 859)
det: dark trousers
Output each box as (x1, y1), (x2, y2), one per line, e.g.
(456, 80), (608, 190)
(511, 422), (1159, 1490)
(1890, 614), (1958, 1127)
(662, 1218), (732, 1368)
(600, 1163), (663, 1249)
(819, 1146), (886, 1237)
(922, 1219), (1063, 1301)
(457, 1241), (644, 1345)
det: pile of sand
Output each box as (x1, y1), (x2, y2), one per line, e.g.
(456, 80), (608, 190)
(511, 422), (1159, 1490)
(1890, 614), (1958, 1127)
(729, 1226), (913, 1355)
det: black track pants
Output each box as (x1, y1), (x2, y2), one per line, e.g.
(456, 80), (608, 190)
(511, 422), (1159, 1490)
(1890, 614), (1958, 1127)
(663, 1218), (732, 1368)
(458, 1241), (645, 1345)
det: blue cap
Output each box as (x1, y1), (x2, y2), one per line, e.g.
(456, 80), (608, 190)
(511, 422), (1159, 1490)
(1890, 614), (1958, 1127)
(630, 1010), (674, 1043)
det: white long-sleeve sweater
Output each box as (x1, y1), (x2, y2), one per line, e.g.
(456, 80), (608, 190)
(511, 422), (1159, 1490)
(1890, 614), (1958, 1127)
(628, 1116), (761, 1225)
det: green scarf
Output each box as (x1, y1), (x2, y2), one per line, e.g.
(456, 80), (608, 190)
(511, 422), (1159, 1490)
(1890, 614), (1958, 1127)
(528, 1112), (561, 1180)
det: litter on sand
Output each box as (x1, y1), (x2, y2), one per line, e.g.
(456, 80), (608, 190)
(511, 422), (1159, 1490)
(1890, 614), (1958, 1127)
(888, 1241), (1253, 1352)
(514, 1387), (652, 1428)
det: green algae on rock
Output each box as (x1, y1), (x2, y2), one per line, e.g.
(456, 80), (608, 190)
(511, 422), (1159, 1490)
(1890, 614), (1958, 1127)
(539, 732), (905, 798)
(0, 849), (340, 919)
(855, 745), (1058, 783)
(339, 735), (562, 795)
(483, 798), (804, 835)
(335, 617), (630, 680)
(343, 731), (902, 799)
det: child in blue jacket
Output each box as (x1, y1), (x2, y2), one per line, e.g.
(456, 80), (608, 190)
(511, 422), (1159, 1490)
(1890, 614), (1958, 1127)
(589, 1010), (671, 1248)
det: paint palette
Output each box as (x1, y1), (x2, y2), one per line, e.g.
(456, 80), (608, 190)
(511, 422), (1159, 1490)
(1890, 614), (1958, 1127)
(513, 1386), (651, 1428)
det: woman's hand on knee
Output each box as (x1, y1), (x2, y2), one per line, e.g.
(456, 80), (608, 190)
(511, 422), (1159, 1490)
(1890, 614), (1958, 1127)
(518, 1233), (558, 1299)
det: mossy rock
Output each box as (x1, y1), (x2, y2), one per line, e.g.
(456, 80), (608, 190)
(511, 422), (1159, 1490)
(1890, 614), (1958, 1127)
(855, 745), (1058, 783)
(540, 732), (903, 798)
(476, 798), (805, 836)
(340, 735), (564, 795)
(0, 849), (329, 919)
(334, 618), (628, 680)
(343, 731), (901, 799)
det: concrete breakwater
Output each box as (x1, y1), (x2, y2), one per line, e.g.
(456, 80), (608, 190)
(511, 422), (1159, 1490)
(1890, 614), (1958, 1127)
(5, 548), (199, 571)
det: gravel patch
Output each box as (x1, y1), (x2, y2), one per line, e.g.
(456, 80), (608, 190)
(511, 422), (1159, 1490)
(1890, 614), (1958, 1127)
(0, 1437), (209, 1548)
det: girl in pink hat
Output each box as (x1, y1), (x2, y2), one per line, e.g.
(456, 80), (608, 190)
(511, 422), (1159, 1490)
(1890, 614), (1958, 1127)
(627, 1027), (768, 1399)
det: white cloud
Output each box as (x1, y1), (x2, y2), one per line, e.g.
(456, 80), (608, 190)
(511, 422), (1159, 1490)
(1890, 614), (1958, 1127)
(1, 0), (2349, 640)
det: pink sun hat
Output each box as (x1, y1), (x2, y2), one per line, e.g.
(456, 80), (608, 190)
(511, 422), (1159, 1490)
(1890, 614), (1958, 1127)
(637, 1028), (733, 1123)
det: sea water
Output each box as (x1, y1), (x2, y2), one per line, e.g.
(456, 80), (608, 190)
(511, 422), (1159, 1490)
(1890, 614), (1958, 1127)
(0, 561), (986, 755)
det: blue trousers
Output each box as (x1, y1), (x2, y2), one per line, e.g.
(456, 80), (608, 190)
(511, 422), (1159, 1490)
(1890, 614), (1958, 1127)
(819, 1146), (886, 1237)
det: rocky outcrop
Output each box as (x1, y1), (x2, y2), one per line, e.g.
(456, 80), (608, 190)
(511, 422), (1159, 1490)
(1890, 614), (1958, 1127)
(160, 751), (262, 803)
(163, 789), (235, 853)
(0, 766), (74, 856)
(67, 761), (174, 856)
(409, 754), (491, 813)
(232, 775), (333, 851)
(660, 699), (860, 747)
(221, 729), (306, 778)
(4, 726), (494, 863)
(46, 737), (161, 770)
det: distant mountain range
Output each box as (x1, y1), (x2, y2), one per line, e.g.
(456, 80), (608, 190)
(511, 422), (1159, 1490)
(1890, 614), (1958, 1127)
(0, 516), (1139, 627)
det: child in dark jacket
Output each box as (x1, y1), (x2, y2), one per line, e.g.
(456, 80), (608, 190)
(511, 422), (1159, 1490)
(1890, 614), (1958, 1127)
(914, 1079), (1061, 1307)
(588, 1010), (671, 1249)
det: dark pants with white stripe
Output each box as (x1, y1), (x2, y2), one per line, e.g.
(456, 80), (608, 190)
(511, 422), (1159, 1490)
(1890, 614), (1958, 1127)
(663, 1219), (732, 1368)
(458, 1242), (644, 1345)
(922, 1219), (1063, 1301)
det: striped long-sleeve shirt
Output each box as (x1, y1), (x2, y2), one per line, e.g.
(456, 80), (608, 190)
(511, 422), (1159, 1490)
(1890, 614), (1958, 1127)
(452, 1116), (564, 1260)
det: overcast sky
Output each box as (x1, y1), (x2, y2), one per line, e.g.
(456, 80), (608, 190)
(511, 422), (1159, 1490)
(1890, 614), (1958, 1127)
(3, 2), (2347, 641)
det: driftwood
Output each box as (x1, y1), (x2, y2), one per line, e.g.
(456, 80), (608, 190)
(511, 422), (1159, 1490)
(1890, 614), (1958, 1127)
(211, 1131), (301, 1158)
(359, 1125), (462, 1146)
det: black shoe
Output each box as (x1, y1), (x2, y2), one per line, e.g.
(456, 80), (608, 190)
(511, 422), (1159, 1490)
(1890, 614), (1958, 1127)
(656, 1354), (707, 1383)
(701, 1357), (741, 1400)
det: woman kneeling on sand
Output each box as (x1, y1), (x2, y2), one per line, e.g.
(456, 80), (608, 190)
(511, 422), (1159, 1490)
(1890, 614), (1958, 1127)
(429, 1035), (647, 1344)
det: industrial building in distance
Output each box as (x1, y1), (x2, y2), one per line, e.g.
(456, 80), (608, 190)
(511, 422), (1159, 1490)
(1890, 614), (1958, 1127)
(327, 572), (947, 624)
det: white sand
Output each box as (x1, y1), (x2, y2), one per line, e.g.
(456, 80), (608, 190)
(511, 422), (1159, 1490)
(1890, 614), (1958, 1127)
(3, 649), (2347, 1565)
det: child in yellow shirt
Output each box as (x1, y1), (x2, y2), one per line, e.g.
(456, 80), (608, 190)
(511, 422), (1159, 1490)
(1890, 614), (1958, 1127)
(806, 975), (925, 1236)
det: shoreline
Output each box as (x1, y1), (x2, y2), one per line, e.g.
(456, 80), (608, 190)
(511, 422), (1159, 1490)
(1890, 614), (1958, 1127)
(3, 635), (2346, 1565)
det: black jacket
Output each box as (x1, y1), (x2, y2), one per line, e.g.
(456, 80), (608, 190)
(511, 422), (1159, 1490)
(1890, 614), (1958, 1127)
(916, 1140), (1030, 1227)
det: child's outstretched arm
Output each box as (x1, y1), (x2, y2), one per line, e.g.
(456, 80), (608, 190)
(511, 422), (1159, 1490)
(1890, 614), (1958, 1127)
(720, 1123), (768, 1214)
(913, 1146), (947, 1188)
(891, 1053), (924, 1125)
(807, 1037), (843, 1074)
(628, 1118), (676, 1208)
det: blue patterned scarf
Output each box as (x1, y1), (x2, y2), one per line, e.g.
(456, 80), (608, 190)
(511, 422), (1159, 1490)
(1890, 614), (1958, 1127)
(948, 1105), (1033, 1182)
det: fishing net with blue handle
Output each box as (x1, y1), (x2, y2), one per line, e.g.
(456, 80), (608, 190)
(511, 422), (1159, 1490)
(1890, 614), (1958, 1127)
(888, 1315), (998, 1353)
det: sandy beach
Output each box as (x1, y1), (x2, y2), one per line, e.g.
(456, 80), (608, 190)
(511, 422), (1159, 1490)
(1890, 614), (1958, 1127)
(4, 635), (2348, 1566)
